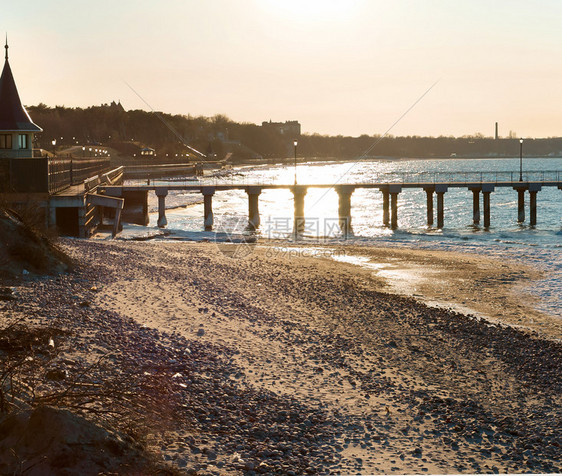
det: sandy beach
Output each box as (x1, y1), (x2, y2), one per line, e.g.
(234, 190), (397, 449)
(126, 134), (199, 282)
(2, 238), (561, 474)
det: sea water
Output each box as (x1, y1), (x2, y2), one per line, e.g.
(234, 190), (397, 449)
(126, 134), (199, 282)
(134, 157), (562, 318)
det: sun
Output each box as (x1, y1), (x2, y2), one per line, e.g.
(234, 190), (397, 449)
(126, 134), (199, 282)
(260, 0), (362, 24)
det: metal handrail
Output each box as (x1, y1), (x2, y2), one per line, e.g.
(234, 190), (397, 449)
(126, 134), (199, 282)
(48, 156), (112, 193)
(126, 170), (562, 188)
(368, 170), (562, 185)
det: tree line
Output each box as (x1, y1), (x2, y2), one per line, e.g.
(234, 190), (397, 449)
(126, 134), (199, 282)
(27, 103), (562, 162)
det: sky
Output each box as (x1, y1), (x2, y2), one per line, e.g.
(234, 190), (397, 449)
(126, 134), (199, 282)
(4, 0), (562, 138)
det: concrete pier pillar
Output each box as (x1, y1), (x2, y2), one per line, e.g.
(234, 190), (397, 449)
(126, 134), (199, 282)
(424, 187), (434, 226)
(481, 184), (494, 229)
(121, 190), (149, 226)
(483, 191), (491, 228)
(436, 192), (445, 228)
(435, 185), (447, 229)
(470, 188), (480, 225)
(517, 189), (525, 223)
(529, 191), (537, 227)
(528, 184), (541, 227)
(246, 186), (262, 230)
(390, 193), (399, 229)
(336, 185), (354, 237)
(382, 190), (390, 226)
(292, 186), (307, 237)
(156, 188), (168, 228)
(202, 186), (215, 231)
(113, 206), (123, 238)
(388, 185), (401, 230)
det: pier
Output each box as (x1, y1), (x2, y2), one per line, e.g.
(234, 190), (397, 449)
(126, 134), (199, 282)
(1, 154), (124, 237)
(100, 170), (562, 235)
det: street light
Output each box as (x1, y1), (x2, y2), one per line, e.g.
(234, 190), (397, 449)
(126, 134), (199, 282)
(293, 139), (298, 185)
(519, 138), (523, 182)
(82, 146), (85, 158)
(51, 139), (56, 156)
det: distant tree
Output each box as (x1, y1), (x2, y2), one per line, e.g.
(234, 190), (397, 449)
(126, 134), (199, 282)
(24, 104), (562, 160)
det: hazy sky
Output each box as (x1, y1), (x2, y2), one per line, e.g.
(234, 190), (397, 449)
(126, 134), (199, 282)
(4, 0), (562, 137)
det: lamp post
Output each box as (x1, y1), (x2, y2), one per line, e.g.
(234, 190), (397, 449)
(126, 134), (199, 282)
(293, 139), (298, 185)
(519, 138), (523, 182)
(82, 146), (85, 158)
(51, 139), (56, 156)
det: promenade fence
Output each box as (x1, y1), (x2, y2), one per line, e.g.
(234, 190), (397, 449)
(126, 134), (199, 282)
(0, 156), (111, 194)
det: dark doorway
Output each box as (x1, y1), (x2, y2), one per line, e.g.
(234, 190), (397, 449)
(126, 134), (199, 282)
(56, 207), (79, 236)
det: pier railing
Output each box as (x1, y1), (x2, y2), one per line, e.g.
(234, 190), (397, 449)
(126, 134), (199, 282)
(193, 170), (562, 187)
(0, 156), (112, 194)
(48, 157), (111, 194)
(383, 170), (561, 184)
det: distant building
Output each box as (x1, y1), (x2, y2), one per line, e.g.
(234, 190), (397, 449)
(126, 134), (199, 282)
(140, 147), (155, 156)
(261, 120), (301, 138)
(0, 39), (42, 159)
(98, 100), (125, 113)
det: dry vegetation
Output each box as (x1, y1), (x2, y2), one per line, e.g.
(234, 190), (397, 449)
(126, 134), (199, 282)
(0, 207), (72, 278)
(0, 207), (182, 474)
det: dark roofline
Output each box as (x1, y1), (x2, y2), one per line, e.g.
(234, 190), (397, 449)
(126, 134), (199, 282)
(0, 41), (42, 133)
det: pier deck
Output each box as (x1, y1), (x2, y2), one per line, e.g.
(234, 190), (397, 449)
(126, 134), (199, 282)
(99, 173), (562, 234)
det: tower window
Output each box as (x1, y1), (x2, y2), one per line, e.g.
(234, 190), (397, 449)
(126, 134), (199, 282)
(0, 134), (12, 149)
(18, 134), (29, 149)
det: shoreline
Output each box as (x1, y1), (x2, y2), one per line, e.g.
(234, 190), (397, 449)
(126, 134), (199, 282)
(276, 242), (562, 341)
(232, 155), (562, 167)
(111, 215), (562, 340)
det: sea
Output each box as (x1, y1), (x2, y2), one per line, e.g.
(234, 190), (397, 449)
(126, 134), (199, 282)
(125, 157), (562, 319)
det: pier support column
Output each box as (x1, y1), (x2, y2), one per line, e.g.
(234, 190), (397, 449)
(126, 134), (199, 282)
(481, 185), (494, 229)
(246, 186), (262, 230)
(382, 190), (390, 226)
(529, 191), (537, 227)
(390, 193), (399, 229)
(120, 190), (149, 226)
(388, 185), (402, 230)
(436, 193), (445, 228)
(469, 187), (481, 225)
(483, 192), (491, 228)
(202, 187), (215, 231)
(336, 185), (354, 238)
(424, 187), (434, 226)
(156, 188), (168, 228)
(292, 186), (307, 238)
(435, 185), (447, 229)
(517, 188), (526, 223)
(528, 184), (541, 227)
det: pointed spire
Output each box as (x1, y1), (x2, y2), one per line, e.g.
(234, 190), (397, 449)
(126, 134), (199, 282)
(0, 38), (42, 132)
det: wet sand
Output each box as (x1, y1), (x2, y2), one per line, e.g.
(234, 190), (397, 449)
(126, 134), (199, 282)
(4, 238), (561, 474)
(327, 244), (562, 341)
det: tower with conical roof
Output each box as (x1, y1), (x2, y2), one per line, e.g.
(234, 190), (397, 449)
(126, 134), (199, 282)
(0, 37), (42, 159)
